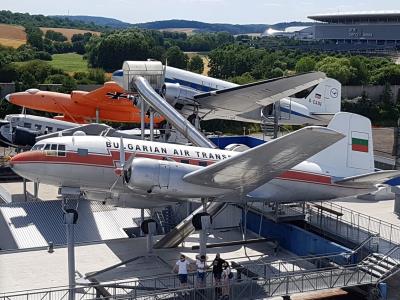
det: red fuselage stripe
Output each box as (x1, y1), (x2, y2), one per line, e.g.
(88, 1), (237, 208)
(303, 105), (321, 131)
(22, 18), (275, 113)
(12, 150), (333, 185)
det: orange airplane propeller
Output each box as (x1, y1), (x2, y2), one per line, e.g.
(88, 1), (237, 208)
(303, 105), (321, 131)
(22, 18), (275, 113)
(5, 82), (165, 125)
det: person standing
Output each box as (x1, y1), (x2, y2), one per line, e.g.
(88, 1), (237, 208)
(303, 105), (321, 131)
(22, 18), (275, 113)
(196, 255), (207, 287)
(173, 254), (191, 294)
(221, 262), (232, 299)
(212, 253), (226, 297)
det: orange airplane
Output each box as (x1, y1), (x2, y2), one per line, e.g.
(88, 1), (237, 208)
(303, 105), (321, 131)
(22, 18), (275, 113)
(5, 82), (164, 125)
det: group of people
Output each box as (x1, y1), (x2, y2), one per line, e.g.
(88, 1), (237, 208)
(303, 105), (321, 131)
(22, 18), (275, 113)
(173, 253), (232, 298)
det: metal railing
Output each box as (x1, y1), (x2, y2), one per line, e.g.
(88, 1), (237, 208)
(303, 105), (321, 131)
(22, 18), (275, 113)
(0, 261), (383, 300)
(307, 202), (400, 252)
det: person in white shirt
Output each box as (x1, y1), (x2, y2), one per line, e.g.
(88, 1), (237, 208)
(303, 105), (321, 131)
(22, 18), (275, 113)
(173, 254), (191, 292)
(221, 262), (232, 299)
(196, 255), (207, 287)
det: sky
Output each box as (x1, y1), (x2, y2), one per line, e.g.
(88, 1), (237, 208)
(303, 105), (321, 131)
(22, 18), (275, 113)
(2, 0), (400, 24)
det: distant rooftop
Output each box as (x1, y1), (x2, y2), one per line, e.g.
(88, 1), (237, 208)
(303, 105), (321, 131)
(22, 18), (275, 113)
(309, 11), (400, 23)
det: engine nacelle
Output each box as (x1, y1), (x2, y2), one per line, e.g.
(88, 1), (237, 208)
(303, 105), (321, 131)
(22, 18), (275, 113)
(162, 83), (198, 107)
(124, 157), (228, 198)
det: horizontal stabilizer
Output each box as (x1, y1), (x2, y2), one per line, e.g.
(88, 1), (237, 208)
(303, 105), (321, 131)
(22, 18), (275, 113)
(194, 72), (326, 114)
(183, 126), (344, 195)
(334, 170), (400, 188)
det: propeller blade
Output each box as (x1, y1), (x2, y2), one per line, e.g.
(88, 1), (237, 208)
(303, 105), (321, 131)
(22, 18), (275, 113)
(124, 154), (135, 171)
(109, 175), (121, 192)
(119, 136), (125, 168)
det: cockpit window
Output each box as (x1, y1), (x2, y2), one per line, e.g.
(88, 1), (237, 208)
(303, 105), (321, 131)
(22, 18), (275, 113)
(32, 144), (45, 150)
(58, 144), (66, 157)
(44, 144), (67, 157)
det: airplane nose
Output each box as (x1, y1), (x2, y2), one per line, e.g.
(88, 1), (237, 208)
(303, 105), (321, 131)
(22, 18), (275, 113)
(5, 94), (10, 102)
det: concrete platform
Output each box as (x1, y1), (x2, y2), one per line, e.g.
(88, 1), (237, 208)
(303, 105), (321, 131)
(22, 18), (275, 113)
(0, 181), (59, 203)
(0, 228), (304, 293)
(332, 196), (400, 227)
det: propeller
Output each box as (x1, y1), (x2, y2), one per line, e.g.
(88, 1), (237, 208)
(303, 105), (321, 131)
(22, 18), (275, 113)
(109, 136), (135, 192)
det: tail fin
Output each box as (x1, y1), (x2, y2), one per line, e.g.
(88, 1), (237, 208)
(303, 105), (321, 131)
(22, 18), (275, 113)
(309, 112), (374, 178)
(294, 78), (341, 114)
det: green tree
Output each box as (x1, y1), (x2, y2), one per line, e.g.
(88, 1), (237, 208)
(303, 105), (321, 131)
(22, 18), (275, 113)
(44, 30), (67, 42)
(165, 46), (188, 69)
(295, 57), (316, 73)
(25, 26), (44, 50)
(316, 57), (356, 85)
(187, 55), (204, 74)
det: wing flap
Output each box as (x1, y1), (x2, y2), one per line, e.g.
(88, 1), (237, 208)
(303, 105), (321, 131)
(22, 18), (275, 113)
(183, 126), (344, 194)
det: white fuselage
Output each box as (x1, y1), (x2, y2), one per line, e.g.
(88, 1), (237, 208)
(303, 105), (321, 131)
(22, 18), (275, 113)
(113, 67), (340, 126)
(0, 114), (77, 147)
(10, 135), (371, 207)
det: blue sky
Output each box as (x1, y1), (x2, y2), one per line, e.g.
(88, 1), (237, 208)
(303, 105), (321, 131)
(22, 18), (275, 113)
(2, 0), (399, 24)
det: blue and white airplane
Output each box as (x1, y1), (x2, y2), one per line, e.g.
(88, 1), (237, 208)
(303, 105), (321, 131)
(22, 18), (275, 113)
(112, 66), (341, 126)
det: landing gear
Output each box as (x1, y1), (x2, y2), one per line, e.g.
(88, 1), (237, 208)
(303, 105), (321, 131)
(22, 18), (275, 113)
(60, 189), (80, 300)
(192, 198), (212, 256)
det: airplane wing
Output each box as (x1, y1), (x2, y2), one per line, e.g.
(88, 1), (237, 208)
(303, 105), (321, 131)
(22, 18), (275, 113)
(183, 126), (344, 195)
(334, 170), (400, 188)
(193, 72), (326, 117)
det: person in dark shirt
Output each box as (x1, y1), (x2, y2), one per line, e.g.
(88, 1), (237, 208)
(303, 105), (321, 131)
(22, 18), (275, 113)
(212, 253), (226, 296)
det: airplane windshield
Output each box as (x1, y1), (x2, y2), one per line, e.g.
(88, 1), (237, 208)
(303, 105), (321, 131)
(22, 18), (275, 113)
(31, 144), (45, 151)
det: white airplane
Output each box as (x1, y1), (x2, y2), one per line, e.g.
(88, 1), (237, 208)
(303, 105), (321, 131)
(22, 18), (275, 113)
(0, 114), (162, 148)
(112, 66), (341, 126)
(9, 113), (399, 208)
(0, 114), (78, 148)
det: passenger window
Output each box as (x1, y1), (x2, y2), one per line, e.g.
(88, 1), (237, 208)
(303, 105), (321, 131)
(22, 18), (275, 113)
(23, 123), (31, 129)
(57, 128), (63, 132)
(51, 144), (57, 150)
(181, 159), (190, 164)
(34, 124), (42, 130)
(77, 148), (88, 156)
(44, 144), (51, 150)
(199, 161), (208, 167)
(58, 144), (66, 157)
(46, 126), (53, 132)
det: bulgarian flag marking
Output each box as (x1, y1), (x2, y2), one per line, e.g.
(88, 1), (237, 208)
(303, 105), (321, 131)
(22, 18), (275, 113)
(351, 132), (369, 153)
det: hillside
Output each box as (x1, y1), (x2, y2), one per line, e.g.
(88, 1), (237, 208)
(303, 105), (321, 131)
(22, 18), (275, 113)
(0, 10), (104, 31)
(52, 15), (131, 29)
(54, 16), (315, 35)
(0, 24), (26, 48)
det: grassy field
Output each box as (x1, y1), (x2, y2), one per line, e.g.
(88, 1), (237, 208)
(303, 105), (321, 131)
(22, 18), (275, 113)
(40, 27), (100, 41)
(185, 52), (210, 76)
(49, 53), (88, 73)
(160, 28), (196, 35)
(0, 24), (26, 48)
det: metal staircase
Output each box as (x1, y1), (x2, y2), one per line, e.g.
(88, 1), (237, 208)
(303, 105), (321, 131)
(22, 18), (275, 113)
(359, 246), (400, 283)
(154, 206), (178, 234)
